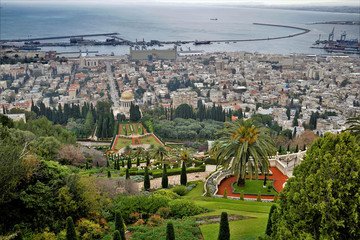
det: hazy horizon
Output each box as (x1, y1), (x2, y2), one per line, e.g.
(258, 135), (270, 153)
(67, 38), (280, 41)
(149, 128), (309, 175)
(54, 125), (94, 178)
(2, 0), (359, 7)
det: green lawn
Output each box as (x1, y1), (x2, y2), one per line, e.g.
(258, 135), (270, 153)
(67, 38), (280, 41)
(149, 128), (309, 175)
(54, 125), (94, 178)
(114, 137), (133, 150)
(140, 135), (162, 146)
(233, 180), (277, 195)
(183, 182), (273, 240)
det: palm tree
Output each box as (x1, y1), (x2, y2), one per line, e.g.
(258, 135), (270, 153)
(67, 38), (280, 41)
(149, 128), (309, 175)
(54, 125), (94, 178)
(211, 119), (276, 187)
(345, 116), (360, 139)
(179, 150), (190, 163)
(152, 146), (168, 166)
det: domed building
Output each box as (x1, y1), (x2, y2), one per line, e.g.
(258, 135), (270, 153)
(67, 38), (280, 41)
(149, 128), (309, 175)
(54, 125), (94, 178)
(118, 91), (136, 118)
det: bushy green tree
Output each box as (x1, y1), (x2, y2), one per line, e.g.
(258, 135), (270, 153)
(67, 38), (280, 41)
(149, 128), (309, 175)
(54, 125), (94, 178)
(271, 132), (360, 239)
(66, 216), (77, 240)
(166, 222), (175, 240)
(180, 162), (187, 186)
(218, 212), (230, 240)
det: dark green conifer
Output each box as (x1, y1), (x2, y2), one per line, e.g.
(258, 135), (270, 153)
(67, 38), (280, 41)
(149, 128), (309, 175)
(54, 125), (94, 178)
(115, 212), (126, 240)
(162, 164), (168, 188)
(218, 212), (230, 240)
(166, 222), (175, 240)
(144, 166), (150, 191)
(180, 162), (187, 186)
(265, 205), (278, 236)
(66, 216), (77, 240)
(108, 171), (111, 178)
(113, 230), (121, 240)
(126, 168), (130, 179)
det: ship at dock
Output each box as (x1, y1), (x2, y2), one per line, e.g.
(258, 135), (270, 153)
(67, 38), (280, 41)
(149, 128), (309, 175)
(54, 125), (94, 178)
(194, 40), (211, 45)
(312, 27), (359, 54)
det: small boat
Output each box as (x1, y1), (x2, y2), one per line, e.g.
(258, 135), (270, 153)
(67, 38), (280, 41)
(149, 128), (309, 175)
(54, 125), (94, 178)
(210, 18), (218, 20)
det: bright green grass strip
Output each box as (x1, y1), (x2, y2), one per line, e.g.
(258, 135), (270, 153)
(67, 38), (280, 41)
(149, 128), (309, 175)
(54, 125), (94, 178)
(193, 199), (272, 240)
(183, 182), (205, 200)
(233, 180), (277, 195)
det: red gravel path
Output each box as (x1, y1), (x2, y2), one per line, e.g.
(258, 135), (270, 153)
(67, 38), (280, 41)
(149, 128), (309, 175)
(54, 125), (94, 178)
(217, 167), (288, 200)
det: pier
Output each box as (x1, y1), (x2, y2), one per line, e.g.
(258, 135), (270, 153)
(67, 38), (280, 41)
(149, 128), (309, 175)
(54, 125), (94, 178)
(1, 33), (119, 42)
(1, 23), (310, 47)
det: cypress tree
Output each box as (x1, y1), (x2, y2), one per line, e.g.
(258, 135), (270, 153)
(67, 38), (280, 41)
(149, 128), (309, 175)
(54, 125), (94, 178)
(295, 144), (299, 153)
(278, 145), (282, 154)
(206, 185), (211, 197)
(96, 162), (99, 168)
(115, 212), (126, 240)
(257, 191), (262, 202)
(136, 157), (140, 167)
(223, 188), (227, 199)
(218, 212), (230, 240)
(146, 157), (150, 166)
(166, 222), (175, 240)
(127, 158), (132, 169)
(66, 216), (77, 240)
(108, 171), (111, 178)
(162, 164), (168, 188)
(144, 166), (150, 191)
(113, 230), (121, 240)
(303, 144), (306, 151)
(126, 168), (130, 179)
(180, 161), (187, 186)
(287, 144), (290, 152)
(265, 205), (278, 236)
(240, 190), (244, 200)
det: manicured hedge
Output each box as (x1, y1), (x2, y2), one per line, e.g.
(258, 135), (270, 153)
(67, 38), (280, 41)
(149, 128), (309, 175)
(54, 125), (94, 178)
(128, 165), (206, 178)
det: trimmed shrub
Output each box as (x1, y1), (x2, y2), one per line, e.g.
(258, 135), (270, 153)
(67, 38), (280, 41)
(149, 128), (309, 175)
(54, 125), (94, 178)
(257, 191), (262, 202)
(157, 207), (171, 219)
(170, 199), (201, 218)
(147, 214), (164, 227)
(166, 222), (175, 240)
(218, 212), (230, 240)
(206, 185), (211, 197)
(152, 189), (180, 200)
(172, 185), (187, 196)
(223, 188), (228, 199)
(66, 216), (77, 240)
(240, 190), (244, 201)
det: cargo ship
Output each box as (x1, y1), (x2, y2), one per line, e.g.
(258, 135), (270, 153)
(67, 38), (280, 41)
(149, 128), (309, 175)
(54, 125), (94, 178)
(194, 40), (211, 45)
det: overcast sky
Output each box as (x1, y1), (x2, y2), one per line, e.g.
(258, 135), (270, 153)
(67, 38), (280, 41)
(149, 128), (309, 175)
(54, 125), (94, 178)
(3, 0), (359, 6)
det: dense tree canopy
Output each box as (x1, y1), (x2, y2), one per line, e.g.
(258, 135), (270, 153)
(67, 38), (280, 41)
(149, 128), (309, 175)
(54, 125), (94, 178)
(270, 132), (360, 239)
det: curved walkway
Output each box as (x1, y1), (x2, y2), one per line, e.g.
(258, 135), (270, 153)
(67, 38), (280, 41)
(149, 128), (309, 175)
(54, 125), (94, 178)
(217, 167), (288, 200)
